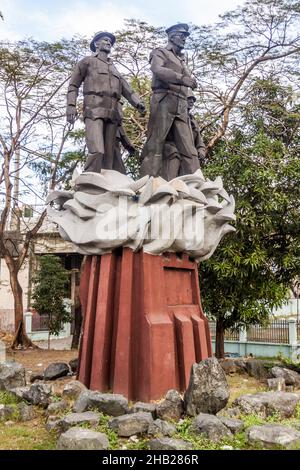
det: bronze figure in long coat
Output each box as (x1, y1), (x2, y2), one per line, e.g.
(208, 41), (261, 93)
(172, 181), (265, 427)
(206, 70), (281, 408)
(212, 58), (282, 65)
(140, 24), (200, 179)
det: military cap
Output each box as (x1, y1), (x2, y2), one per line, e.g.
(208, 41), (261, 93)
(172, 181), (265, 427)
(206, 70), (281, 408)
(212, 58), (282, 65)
(165, 23), (190, 36)
(90, 31), (116, 52)
(187, 90), (196, 101)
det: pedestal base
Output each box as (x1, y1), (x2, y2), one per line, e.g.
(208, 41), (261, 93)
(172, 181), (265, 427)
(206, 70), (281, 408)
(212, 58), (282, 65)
(78, 248), (212, 402)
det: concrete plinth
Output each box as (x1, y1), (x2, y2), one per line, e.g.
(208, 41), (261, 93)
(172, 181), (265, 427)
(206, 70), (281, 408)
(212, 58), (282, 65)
(77, 248), (212, 401)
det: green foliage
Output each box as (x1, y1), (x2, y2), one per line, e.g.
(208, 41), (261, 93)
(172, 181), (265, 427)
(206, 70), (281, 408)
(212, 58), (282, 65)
(200, 79), (300, 355)
(94, 413), (119, 449)
(32, 255), (70, 336)
(0, 391), (20, 405)
(276, 353), (300, 372)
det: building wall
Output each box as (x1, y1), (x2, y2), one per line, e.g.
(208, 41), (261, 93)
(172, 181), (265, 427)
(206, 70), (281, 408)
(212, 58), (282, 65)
(0, 223), (78, 333)
(0, 257), (30, 331)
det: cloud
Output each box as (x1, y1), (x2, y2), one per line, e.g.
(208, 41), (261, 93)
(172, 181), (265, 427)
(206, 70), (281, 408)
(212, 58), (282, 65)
(0, 0), (243, 42)
(0, 0), (143, 41)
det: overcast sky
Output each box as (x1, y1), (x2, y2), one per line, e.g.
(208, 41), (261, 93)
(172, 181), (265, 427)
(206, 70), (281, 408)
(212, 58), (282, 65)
(0, 0), (243, 41)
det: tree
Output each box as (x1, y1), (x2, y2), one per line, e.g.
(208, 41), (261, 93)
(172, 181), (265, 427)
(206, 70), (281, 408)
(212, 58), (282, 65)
(187, 0), (300, 154)
(31, 255), (71, 349)
(1, 2), (299, 350)
(200, 78), (300, 358)
(0, 38), (84, 347)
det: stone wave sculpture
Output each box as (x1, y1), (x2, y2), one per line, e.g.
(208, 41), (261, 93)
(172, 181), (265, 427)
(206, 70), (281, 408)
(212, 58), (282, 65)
(47, 169), (236, 262)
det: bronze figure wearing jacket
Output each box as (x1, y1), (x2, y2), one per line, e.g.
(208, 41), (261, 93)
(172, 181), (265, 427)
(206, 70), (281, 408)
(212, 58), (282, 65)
(140, 23), (200, 179)
(66, 31), (145, 173)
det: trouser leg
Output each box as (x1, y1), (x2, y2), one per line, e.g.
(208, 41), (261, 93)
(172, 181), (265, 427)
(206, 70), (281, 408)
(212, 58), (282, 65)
(84, 153), (104, 172)
(84, 118), (105, 173)
(103, 121), (118, 170)
(140, 95), (173, 177)
(173, 118), (199, 175)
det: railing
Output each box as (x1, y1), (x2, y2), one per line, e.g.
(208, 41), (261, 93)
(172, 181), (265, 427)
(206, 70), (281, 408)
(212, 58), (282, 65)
(209, 319), (295, 345)
(247, 320), (289, 344)
(31, 314), (49, 331)
(208, 322), (239, 341)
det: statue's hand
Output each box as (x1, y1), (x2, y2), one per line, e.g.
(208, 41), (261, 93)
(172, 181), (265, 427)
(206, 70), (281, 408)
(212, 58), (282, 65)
(182, 76), (197, 90)
(66, 106), (77, 124)
(67, 114), (76, 124)
(137, 102), (146, 116)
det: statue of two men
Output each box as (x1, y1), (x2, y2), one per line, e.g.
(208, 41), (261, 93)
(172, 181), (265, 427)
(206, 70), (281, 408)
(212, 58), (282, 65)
(67, 24), (205, 178)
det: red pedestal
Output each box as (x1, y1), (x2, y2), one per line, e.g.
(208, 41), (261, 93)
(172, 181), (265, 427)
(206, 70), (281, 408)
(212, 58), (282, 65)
(78, 248), (212, 402)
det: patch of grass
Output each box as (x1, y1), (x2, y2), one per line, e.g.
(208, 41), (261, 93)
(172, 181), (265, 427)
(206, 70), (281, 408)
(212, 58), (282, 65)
(0, 391), (20, 405)
(226, 375), (266, 405)
(293, 403), (300, 420)
(240, 412), (281, 428)
(126, 439), (148, 450)
(0, 419), (57, 450)
(276, 353), (300, 373)
(172, 416), (249, 450)
(80, 412), (120, 450)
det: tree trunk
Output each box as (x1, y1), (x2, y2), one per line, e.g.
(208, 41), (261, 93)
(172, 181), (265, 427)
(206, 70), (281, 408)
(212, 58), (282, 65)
(71, 306), (82, 349)
(9, 262), (36, 349)
(215, 317), (225, 359)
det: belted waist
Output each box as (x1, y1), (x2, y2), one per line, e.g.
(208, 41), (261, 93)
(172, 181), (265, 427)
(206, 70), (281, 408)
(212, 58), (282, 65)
(152, 88), (187, 99)
(84, 91), (121, 99)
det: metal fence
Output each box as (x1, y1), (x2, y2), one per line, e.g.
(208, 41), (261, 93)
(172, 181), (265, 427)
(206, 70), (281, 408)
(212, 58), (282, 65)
(31, 314), (49, 331)
(209, 320), (290, 344)
(247, 320), (289, 344)
(208, 322), (239, 341)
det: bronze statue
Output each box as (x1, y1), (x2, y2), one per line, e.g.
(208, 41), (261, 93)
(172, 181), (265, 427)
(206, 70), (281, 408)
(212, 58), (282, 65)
(66, 31), (145, 173)
(140, 23), (200, 179)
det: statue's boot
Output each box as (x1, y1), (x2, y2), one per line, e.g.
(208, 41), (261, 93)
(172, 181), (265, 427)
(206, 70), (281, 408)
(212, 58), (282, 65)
(84, 153), (104, 173)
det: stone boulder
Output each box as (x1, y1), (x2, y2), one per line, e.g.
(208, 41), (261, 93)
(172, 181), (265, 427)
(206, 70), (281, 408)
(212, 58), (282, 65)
(58, 411), (100, 433)
(57, 427), (109, 450)
(46, 416), (61, 432)
(0, 361), (26, 391)
(247, 424), (300, 449)
(233, 359), (247, 373)
(29, 374), (44, 383)
(148, 419), (176, 437)
(62, 381), (87, 400)
(73, 390), (128, 416)
(9, 386), (30, 400)
(245, 360), (269, 380)
(156, 390), (183, 422)
(17, 403), (35, 422)
(69, 358), (78, 373)
(46, 400), (69, 416)
(23, 383), (52, 407)
(190, 413), (232, 441)
(44, 363), (70, 380)
(129, 402), (157, 418)
(184, 358), (229, 416)
(267, 377), (286, 392)
(233, 392), (300, 418)
(270, 367), (300, 388)
(148, 438), (193, 451)
(108, 412), (153, 437)
(219, 417), (244, 434)
(0, 404), (15, 421)
(219, 359), (238, 375)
